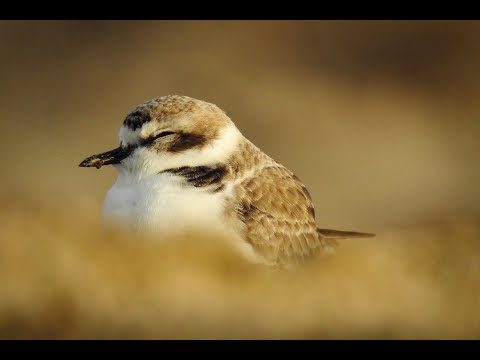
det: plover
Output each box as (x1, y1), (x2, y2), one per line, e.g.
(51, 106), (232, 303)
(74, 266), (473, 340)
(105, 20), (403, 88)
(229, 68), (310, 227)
(80, 95), (374, 267)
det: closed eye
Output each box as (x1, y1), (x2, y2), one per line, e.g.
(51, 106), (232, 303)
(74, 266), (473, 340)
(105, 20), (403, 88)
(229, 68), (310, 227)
(141, 131), (176, 145)
(138, 131), (176, 147)
(152, 131), (175, 140)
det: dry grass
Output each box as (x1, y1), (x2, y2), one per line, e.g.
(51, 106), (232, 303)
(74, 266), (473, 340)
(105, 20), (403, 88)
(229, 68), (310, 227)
(1, 198), (479, 339)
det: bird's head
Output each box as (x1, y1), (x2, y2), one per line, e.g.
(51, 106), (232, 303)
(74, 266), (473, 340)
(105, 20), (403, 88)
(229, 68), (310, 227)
(79, 95), (242, 180)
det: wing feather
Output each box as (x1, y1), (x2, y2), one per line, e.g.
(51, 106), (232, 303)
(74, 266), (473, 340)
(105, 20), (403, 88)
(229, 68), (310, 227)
(234, 165), (325, 266)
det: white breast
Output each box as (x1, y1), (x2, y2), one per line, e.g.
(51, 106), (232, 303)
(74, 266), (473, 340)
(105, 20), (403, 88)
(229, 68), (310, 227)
(102, 172), (229, 236)
(102, 172), (264, 264)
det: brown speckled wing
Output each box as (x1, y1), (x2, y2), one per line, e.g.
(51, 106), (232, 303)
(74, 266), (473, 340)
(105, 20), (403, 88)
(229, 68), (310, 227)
(234, 165), (326, 266)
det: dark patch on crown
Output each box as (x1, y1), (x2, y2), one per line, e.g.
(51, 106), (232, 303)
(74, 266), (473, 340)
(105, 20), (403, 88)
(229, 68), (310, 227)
(123, 110), (151, 131)
(169, 132), (207, 153)
(161, 165), (227, 192)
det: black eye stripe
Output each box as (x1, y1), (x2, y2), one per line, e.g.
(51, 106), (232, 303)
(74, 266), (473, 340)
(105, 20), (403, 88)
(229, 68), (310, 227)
(168, 133), (207, 152)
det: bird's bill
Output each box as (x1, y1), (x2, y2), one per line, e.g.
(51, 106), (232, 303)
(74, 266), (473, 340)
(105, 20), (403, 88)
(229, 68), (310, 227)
(79, 146), (130, 169)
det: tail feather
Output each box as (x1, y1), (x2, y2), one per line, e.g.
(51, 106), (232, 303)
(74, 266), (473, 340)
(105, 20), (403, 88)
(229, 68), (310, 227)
(317, 228), (375, 239)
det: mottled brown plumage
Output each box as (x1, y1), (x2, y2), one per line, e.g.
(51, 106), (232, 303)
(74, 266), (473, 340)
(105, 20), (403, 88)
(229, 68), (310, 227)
(220, 138), (336, 266)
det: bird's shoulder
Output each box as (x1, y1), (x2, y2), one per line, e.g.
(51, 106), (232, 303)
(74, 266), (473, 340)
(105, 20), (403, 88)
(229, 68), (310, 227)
(234, 163), (315, 221)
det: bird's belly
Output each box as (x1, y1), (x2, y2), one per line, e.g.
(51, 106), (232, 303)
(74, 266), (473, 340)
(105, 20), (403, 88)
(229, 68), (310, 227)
(102, 175), (228, 236)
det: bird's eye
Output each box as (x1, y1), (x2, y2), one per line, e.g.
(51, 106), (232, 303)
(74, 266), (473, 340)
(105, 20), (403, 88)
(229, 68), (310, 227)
(152, 131), (175, 140)
(141, 131), (176, 146)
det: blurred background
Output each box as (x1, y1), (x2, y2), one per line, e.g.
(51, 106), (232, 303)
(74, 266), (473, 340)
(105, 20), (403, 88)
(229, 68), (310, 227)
(1, 20), (480, 339)
(1, 20), (480, 227)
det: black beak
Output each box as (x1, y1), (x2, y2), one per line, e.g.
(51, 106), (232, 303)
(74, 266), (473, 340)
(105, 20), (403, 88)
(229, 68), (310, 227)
(79, 146), (131, 169)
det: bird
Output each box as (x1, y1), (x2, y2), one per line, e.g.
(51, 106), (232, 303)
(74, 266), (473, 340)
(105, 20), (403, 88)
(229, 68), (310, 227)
(79, 95), (374, 267)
